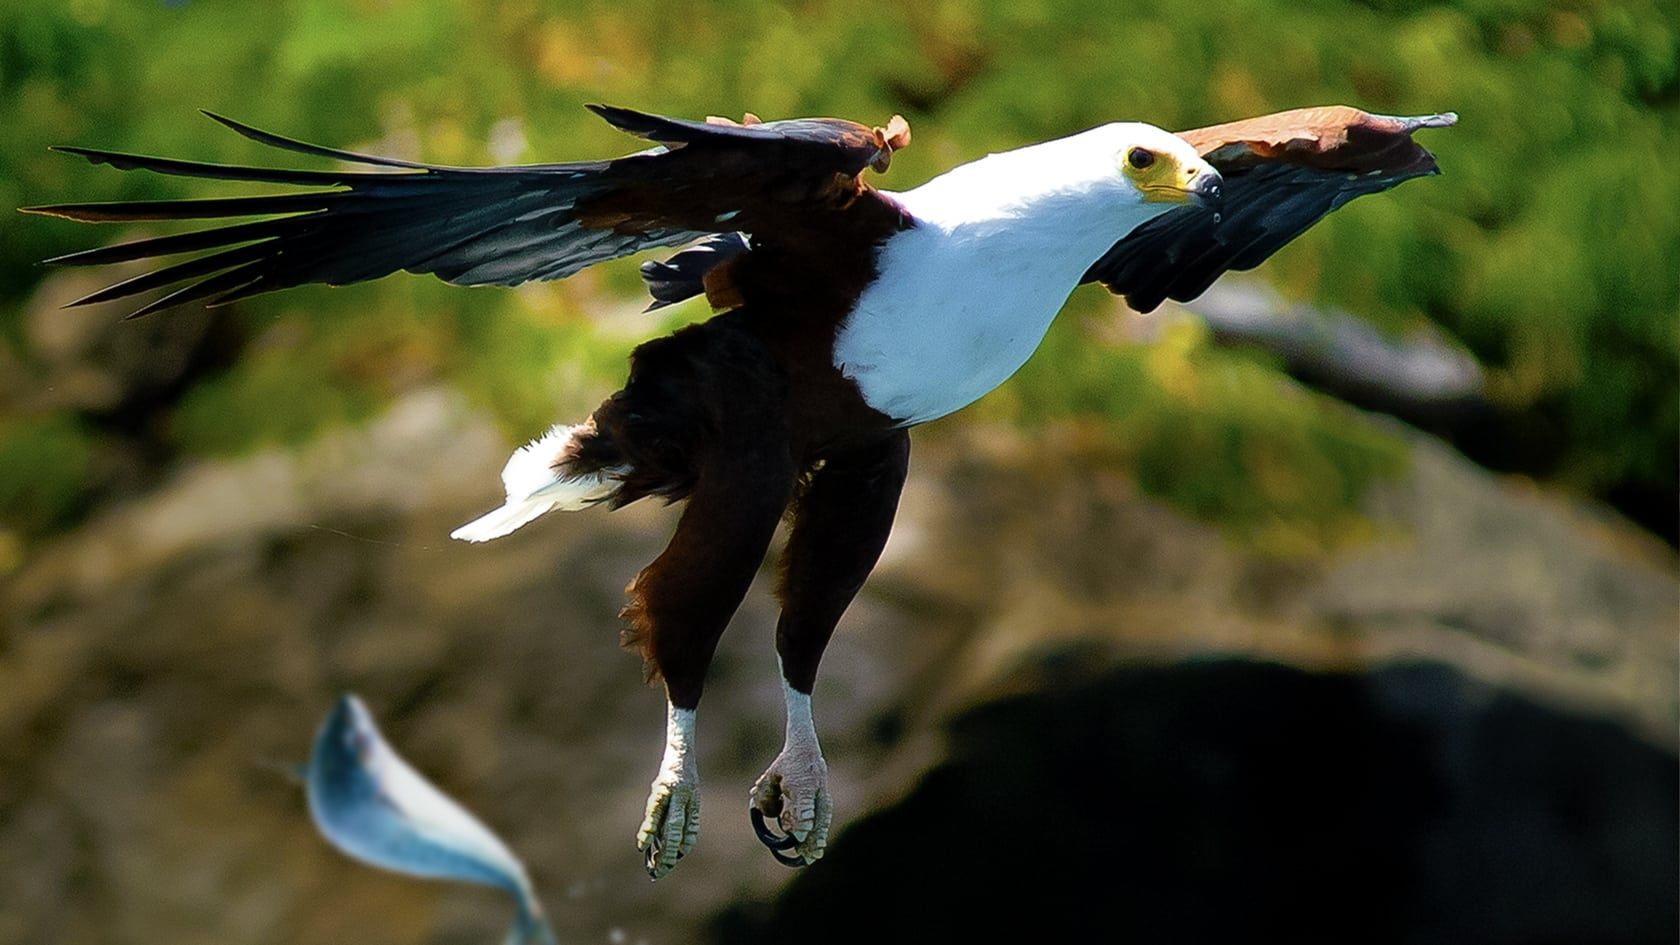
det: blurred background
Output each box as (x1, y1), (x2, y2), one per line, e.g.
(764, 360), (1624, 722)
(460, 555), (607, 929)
(0, 1), (1675, 943)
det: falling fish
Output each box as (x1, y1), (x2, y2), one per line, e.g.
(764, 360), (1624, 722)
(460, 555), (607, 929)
(305, 694), (557, 945)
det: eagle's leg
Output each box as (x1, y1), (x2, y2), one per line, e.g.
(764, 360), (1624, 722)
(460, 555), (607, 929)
(631, 453), (793, 878)
(623, 333), (796, 880)
(751, 430), (910, 867)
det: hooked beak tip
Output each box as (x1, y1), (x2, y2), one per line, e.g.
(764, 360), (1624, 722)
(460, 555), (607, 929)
(1190, 172), (1224, 210)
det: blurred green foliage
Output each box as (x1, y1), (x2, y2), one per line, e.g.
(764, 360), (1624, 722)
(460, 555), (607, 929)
(0, 0), (1674, 547)
(978, 298), (1412, 554)
(0, 414), (92, 535)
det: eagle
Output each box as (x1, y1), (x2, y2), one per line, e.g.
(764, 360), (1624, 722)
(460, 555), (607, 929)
(27, 102), (1453, 879)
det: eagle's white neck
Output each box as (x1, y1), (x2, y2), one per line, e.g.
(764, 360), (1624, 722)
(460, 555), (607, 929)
(835, 129), (1169, 426)
(898, 131), (1144, 245)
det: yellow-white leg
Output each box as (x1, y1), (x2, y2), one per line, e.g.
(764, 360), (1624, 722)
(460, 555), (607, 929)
(749, 679), (832, 866)
(636, 700), (700, 879)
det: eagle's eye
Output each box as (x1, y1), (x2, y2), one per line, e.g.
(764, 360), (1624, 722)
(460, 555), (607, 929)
(1126, 147), (1155, 170)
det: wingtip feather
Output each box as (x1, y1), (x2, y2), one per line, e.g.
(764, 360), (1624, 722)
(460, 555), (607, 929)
(23, 205), (117, 225)
(1377, 111), (1459, 132)
(200, 109), (248, 134)
(584, 103), (624, 124)
(23, 203), (118, 223)
(51, 145), (112, 163)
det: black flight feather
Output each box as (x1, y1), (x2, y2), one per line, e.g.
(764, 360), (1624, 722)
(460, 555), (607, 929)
(31, 104), (913, 317)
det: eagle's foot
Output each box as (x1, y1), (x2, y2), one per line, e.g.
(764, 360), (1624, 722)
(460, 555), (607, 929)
(748, 745), (831, 867)
(636, 768), (699, 879)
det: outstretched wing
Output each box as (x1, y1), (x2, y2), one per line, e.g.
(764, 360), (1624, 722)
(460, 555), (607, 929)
(1083, 107), (1456, 312)
(23, 106), (911, 319)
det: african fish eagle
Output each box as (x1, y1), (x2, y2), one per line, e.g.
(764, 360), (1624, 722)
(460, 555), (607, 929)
(27, 102), (1454, 878)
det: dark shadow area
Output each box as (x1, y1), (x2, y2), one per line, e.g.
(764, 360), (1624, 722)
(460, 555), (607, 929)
(713, 659), (1678, 945)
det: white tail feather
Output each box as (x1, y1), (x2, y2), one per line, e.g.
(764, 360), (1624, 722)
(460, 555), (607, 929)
(450, 498), (559, 543)
(450, 424), (619, 543)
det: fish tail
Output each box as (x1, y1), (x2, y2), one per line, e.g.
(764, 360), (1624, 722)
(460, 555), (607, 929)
(504, 897), (558, 945)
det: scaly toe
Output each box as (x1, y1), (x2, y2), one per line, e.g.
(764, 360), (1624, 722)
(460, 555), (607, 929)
(774, 786), (830, 866)
(637, 780), (699, 879)
(796, 787), (833, 865)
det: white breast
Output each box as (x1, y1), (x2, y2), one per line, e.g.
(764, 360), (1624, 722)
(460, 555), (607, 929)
(834, 221), (1085, 426)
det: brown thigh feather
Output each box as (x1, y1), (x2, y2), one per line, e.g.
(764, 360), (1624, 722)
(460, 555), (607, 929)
(610, 320), (798, 708)
(775, 431), (910, 694)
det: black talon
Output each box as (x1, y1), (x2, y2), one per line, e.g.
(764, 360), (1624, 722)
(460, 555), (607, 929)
(751, 808), (810, 866)
(768, 845), (807, 868)
(751, 807), (801, 851)
(643, 835), (685, 875)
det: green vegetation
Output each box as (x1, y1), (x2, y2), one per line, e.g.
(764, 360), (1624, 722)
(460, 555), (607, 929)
(0, 414), (92, 535)
(976, 290), (1412, 554)
(1, 0), (1674, 544)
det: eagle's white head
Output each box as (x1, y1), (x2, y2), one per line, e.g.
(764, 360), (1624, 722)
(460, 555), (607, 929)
(898, 121), (1223, 244)
(1099, 122), (1224, 209)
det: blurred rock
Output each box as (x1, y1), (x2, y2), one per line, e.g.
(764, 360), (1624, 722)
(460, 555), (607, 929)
(883, 422), (1677, 744)
(0, 390), (1672, 945)
(1175, 279), (1485, 412)
(715, 661), (1677, 945)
